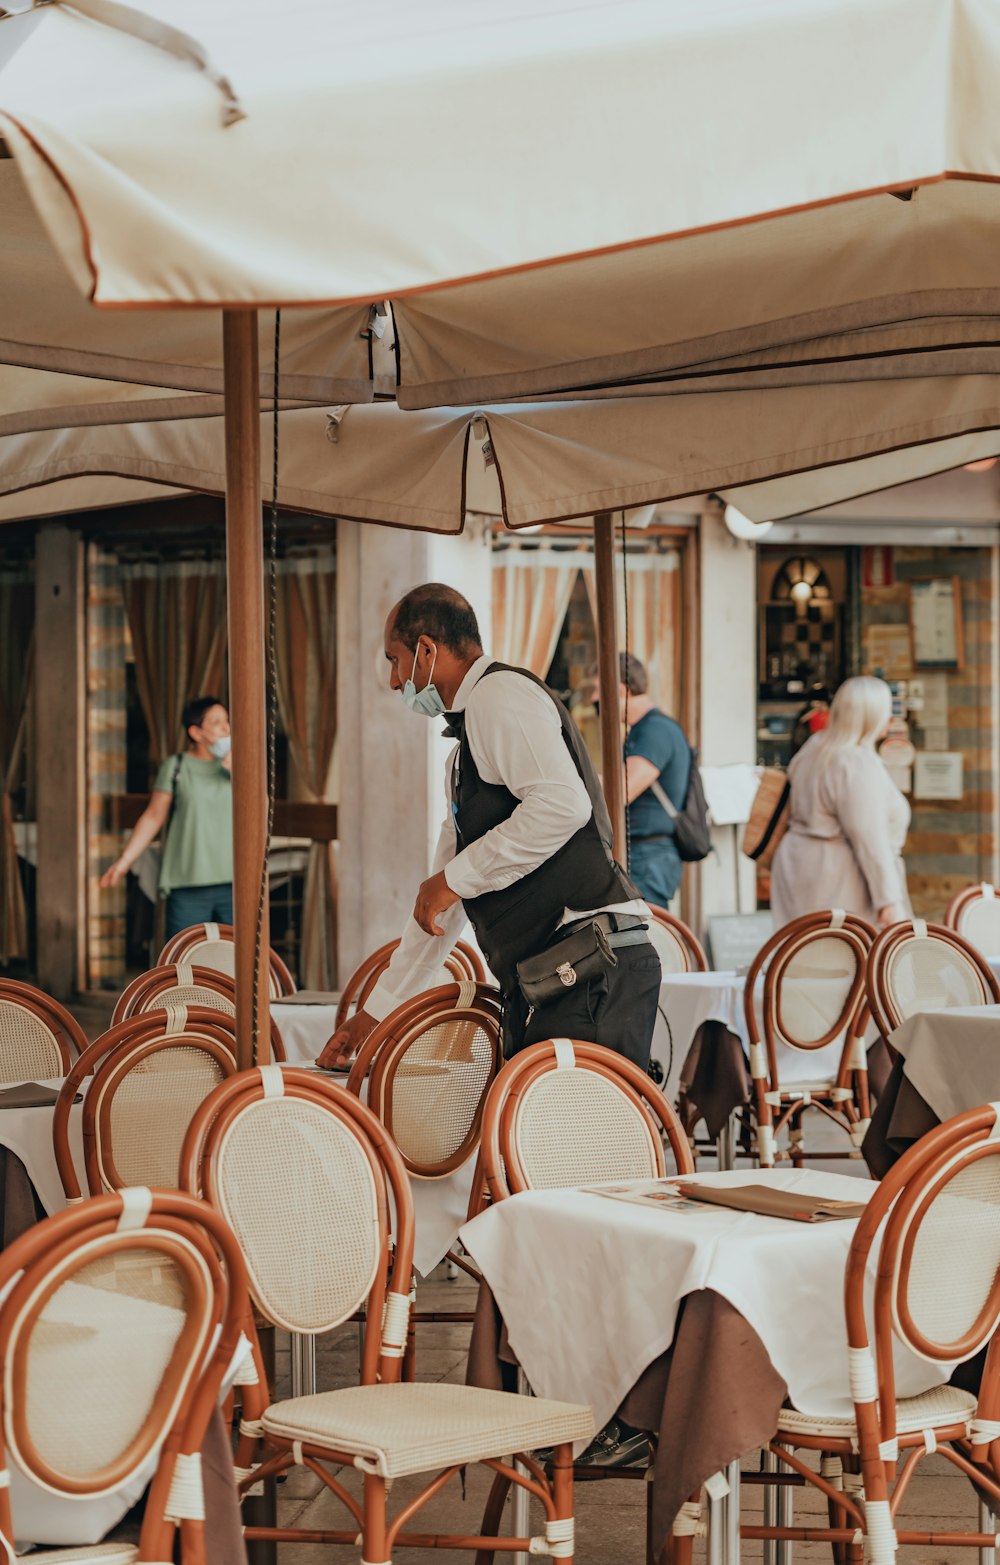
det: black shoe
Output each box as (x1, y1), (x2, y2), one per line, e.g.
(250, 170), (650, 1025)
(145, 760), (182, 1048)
(535, 1420), (651, 1470)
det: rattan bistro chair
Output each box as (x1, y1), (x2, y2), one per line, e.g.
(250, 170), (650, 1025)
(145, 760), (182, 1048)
(111, 964), (286, 1060)
(866, 918), (1000, 1040)
(646, 906), (708, 974)
(53, 1014), (239, 1199)
(747, 1104), (1000, 1565)
(159, 921), (297, 998)
(0, 978), (87, 1083)
(745, 911), (876, 1168)
(335, 937), (488, 1029)
(0, 1186), (247, 1565)
(477, 1037), (694, 1209)
(946, 883), (1000, 960)
(180, 1067), (593, 1564)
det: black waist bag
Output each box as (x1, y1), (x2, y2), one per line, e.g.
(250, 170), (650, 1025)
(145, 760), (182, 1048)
(515, 914), (648, 1009)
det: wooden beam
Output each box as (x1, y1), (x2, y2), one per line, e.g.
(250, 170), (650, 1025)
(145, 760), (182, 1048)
(108, 795), (337, 842)
(223, 311), (270, 1069)
(34, 526), (86, 997)
(593, 512), (626, 863)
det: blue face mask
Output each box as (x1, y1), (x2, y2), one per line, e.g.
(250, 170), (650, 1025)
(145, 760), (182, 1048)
(209, 735), (232, 760)
(401, 644), (446, 719)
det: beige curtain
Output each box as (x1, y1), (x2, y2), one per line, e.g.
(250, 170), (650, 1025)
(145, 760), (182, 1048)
(120, 560), (228, 766)
(0, 567), (33, 963)
(583, 547), (683, 714)
(273, 549), (337, 990)
(491, 547), (581, 676)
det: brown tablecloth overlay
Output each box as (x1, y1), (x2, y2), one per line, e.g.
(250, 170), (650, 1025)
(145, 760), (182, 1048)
(0, 1146), (248, 1564)
(677, 1020), (750, 1140)
(862, 1052), (942, 1179)
(467, 1278), (786, 1557)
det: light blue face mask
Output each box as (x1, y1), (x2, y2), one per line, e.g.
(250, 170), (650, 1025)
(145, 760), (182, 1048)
(209, 735), (232, 760)
(401, 644), (446, 719)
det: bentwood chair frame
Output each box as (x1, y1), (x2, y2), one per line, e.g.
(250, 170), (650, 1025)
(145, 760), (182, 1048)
(53, 1011), (242, 1199)
(159, 920), (297, 998)
(111, 963), (287, 1058)
(180, 1067), (592, 1565)
(647, 905), (708, 973)
(745, 911), (876, 1168)
(945, 881), (1000, 954)
(866, 918), (1000, 1042)
(335, 937), (489, 1029)
(0, 1186), (248, 1565)
(0, 977), (87, 1083)
(744, 1105), (1000, 1565)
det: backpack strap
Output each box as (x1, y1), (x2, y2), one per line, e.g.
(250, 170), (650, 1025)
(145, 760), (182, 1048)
(166, 752), (184, 835)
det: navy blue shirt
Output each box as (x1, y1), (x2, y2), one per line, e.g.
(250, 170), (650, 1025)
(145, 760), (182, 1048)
(625, 708), (691, 838)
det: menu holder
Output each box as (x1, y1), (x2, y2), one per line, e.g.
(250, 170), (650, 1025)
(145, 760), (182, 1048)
(0, 1082), (78, 1110)
(677, 1182), (867, 1223)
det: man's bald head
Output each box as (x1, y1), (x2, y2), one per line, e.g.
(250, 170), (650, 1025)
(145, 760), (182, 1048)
(387, 583), (483, 657)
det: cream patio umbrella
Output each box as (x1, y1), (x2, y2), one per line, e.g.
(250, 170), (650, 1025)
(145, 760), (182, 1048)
(5, 0), (1000, 1065)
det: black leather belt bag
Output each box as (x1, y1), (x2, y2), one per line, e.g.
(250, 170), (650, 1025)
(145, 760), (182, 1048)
(515, 912), (649, 1009)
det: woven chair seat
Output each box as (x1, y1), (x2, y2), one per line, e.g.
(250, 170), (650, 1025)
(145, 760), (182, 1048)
(777, 1383), (976, 1441)
(261, 1381), (594, 1478)
(22, 1547), (139, 1563)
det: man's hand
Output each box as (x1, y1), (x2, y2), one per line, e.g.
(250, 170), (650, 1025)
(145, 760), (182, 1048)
(317, 1009), (376, 1070)
(413, 869), (461, 936)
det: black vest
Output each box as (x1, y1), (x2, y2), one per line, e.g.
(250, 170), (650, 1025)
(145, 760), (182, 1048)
(446, 662), (637, 991)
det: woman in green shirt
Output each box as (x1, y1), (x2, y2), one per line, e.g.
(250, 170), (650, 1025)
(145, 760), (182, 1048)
(100, 695), (234, 940)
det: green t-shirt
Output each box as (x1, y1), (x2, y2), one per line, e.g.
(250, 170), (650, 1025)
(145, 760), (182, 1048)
(153, 753), (234, 897)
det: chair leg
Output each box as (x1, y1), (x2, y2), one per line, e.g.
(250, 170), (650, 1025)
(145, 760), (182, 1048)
(980, 1495), (994, 1565)
(550, 1444), (575, 1565)
(474, 1469), (513, 1565)
(362, 1471), (389, 1565)
(776, 1445), (794, 1565)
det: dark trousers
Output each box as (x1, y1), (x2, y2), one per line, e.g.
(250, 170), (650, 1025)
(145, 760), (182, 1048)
(503, 938), (662, 1071)
(164, 882), (234, 941)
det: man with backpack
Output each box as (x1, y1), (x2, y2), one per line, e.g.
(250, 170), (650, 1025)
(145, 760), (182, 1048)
(596, 653), (705, 908)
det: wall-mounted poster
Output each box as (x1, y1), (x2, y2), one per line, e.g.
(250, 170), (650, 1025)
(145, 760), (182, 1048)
(909, 578), (965, 670)
(913, 750), (964, 800)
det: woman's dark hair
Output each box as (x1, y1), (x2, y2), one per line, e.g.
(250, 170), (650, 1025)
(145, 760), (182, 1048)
(391, 583), (482, 655)
(181, 695), (225, 741)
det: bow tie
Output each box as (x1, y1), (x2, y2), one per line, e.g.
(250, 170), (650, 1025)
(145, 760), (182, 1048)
(442, 710), (465, 741)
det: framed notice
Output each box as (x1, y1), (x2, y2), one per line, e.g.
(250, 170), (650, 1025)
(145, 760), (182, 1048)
(908, 578), (964, 670)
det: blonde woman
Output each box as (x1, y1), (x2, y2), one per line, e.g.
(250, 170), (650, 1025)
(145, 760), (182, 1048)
(770, 675), (910, 928)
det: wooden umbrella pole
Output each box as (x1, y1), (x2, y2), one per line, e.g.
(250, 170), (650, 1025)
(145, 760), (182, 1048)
(593, 511), (626, 863)
(223, 309), (271, 1071)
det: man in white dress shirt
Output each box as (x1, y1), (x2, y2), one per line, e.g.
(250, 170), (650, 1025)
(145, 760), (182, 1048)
(320, 583), (662, 1069)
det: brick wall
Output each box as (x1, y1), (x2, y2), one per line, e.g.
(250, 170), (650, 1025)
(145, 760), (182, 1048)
(860, 546), (996, 919)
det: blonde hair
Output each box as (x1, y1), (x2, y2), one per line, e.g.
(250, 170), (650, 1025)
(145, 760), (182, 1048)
(814, 676), (892, 768)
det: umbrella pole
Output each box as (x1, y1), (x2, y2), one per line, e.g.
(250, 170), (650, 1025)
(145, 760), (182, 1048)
(223, 309), (271, 1071)
(593, 511), (626, 862)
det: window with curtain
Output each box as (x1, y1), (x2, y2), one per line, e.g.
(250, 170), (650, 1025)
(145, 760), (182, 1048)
(491, 544), (584, 676)
(0, 562), (34, 965)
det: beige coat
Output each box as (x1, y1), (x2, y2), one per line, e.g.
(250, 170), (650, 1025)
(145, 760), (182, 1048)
(770, 735), (911, 927)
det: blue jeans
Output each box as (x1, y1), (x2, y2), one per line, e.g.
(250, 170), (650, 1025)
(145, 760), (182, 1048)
(164, 883), (234, 941)
(628, 835), (682, 909)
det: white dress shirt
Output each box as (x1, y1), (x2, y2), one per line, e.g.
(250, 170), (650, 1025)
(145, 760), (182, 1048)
(365, 655), (647, 1022)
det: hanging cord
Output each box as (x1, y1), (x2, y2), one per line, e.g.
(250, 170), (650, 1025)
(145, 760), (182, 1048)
(251, 309), (281, 1065)
(620, 510), (631, 873)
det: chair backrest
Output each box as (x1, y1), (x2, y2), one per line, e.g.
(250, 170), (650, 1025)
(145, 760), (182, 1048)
(53, 1010), (242, 1200)
(346, 982), (503, 1177)
(0, 1187), (245, 1558)
(945, 883), (1000, 960)
(180, 1067), (414, 1385)
(335, 938), (490, 1028)
(757, 911), (873, 1081)
(646, 906), (707, 974)
(844, 1104), (1000, 1455)
(866, 919), (1000, 1037)
(478, 1039), (694, 1206)
(158, 921), (297, 998)
(111, 964), (285, 1059)
(0, 979), (87, 1083)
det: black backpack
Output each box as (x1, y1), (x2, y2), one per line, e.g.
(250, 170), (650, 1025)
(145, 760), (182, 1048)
(648, 746), (712, 862)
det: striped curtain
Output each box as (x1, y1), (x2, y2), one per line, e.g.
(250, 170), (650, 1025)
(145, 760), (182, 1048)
(273, 550), (337, 990)
(120, 560), (228, 767)
(583, 547), (683, 715)
(491, 547), (581, 676)
(0, 567), (33, 963)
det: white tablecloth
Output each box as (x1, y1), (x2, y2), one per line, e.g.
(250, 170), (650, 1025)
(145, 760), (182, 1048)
(888, 1005), (1000, 1125)
(460, 1168), (952, 1437)
(0, 1079), (86, 1216)
(654, 971), (851, 1105)
(273, 998), (339, 1065)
